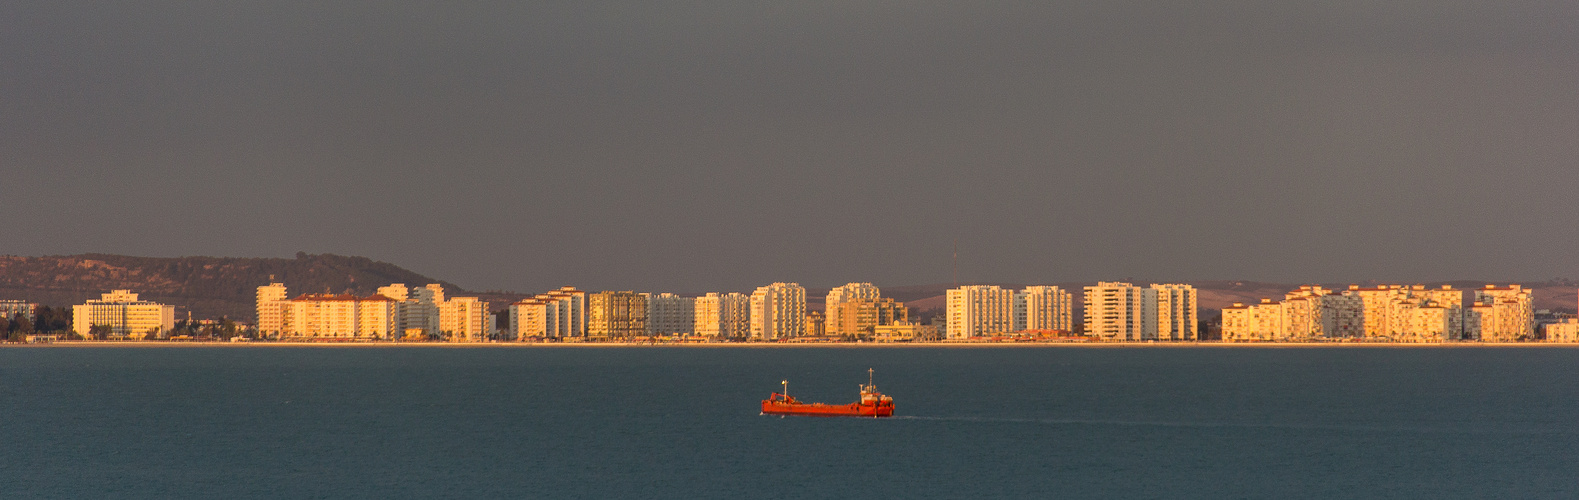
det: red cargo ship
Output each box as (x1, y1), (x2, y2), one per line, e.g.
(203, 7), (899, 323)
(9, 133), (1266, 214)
(761, 368), (894, 418)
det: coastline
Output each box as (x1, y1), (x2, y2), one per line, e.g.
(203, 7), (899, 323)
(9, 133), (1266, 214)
(5, 341), (1576, 348)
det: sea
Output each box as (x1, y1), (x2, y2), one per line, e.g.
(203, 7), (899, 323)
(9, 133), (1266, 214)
(3, 345), (1576, 499)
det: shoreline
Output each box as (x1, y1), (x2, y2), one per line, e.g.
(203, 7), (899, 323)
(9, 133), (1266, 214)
(5, 341), (1576, 348)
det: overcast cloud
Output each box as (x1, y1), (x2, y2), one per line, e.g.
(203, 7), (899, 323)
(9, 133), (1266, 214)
(3, 2), (1576, 292)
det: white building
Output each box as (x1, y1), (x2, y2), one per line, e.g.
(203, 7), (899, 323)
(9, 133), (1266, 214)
(695, 292), (750, 340)
(1081, 282), (1199, 341)
(646, 293), (696, 336)
(1083, 282), (1148, 341)
(440, 296), (492, 342)
(511, 287), (586, 339)
(1151, 284), (1198, 341)
(750, 283), (806, 340)
(946, 285), (1013, 339)
(72, 290), (175, 340)
(1013, 286), (1072, 332)
(256, 283), (288, 337)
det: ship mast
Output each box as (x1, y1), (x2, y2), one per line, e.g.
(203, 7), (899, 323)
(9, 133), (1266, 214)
(867, 368), (874, 389)
(781, 379), (788, 399)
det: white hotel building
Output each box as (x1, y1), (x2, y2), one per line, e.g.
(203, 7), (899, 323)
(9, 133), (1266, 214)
(72, 290), (175, 340)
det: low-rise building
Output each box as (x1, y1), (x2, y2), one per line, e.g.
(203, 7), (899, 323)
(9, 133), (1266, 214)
(1545, 319), (1579, 342)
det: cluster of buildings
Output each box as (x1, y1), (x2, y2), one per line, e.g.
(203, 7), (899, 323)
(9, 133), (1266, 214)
(503, 282), (933, 342)
(255, 283), (491, 341)
(1, 280), (1565, 344)
(1222, 284), (1536, 342)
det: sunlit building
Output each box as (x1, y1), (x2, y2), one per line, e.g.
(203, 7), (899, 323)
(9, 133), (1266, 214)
(72, 290), (175, 340)
(750, 283), (806, 340)
(1467, 284), (1534, 342)
(825, 283), (881, 337)
(1013, 286), (1072, 333)
(946, 285), (1013, 339)
(277, 293), (398, 340)
(1151, 284), (1198, 341)
(1545, 319), (1579, 342)
(588, 291), (647, 340)
(439, 296), (491, 342)
(695, 292), (750, 340)
(255, 283), (288, 338)
(1082, 282), (1148, 341)
(511, 286), (586, 339)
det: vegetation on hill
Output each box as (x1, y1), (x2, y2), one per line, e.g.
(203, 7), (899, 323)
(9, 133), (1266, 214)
(0, 252), (463, 320)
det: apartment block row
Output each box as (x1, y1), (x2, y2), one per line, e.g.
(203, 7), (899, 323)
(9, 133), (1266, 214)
(501, 282), (934, 341)
(945, 283), (1187, 340)
(256, 283), (491, 341)
(1222, 284), (1534, 342)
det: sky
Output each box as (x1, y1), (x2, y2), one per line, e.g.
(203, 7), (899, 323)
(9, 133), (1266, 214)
(3, 2), (1577, 293)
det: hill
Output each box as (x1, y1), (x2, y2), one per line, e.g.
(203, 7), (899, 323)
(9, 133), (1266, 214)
(0, 253), (470, 321)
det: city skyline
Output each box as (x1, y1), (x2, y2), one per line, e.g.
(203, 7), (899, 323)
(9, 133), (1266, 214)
(4, 3), (1577, 294)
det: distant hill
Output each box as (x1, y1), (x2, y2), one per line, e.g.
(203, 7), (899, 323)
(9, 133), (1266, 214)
(0, 253), (473, 321)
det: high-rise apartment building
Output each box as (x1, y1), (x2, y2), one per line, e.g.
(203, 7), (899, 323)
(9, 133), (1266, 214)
(1151, 284), (1198, 341)
(694, 292), (750, 340)
(510, 287), (586, 339)
(587, 291), (647, 340)
(946, 285), (1013, 339)
(1082, 282), (1198, 341)
(1083, 282), (1147, 341)
(439, 296), (491, 342)
(1468, 285), (1534, 342)
(645, 293), (695, 336)
(825, 283), (880, 337)
(750, 283), (806, 340)
(256, 283), (288, 337)
(1014, 286), (1073, 333)
(72, 290), (175, 340)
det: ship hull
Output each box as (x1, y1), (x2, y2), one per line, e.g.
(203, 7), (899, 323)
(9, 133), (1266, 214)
(761, 400), (894, 418)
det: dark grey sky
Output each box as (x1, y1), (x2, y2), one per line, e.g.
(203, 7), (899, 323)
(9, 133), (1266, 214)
(4, 2), (1576, 293)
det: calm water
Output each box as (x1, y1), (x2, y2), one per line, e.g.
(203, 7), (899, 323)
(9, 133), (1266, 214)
(3, 346), (1577, 498)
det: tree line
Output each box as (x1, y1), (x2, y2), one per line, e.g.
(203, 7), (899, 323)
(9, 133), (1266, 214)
(4, 305), (74, 342)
